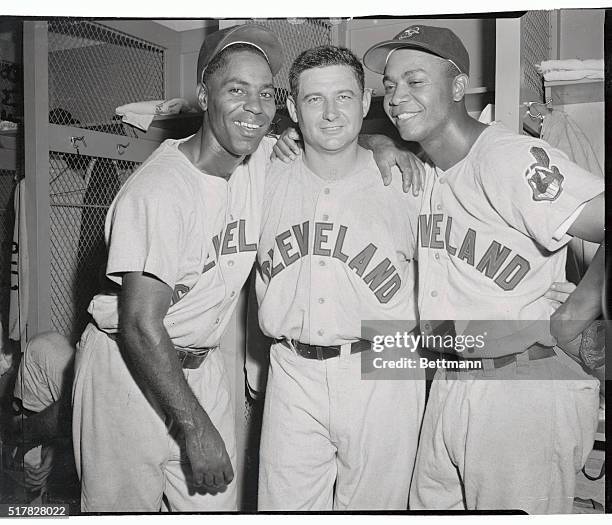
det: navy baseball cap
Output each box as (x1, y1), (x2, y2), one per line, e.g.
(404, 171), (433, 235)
(363, 25), (469, 76)
(197, 24), (283, 83)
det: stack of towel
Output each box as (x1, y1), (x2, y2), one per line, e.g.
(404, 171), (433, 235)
(116, 98), (195, 131)
(537, 59), (603, 82)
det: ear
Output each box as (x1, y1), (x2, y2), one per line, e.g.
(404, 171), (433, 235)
(196, 83), (209, 112)
(286, 95), (299, 124)
(452, 73), (469, 102)
(362, 88), (372, 118)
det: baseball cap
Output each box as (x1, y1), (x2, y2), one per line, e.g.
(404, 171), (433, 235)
(363, 25), (469, 76)
(197, 24), (283, 83)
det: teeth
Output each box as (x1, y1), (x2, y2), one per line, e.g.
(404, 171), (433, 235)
(235, 121), (261, 130)
(397, 113), (418, 120)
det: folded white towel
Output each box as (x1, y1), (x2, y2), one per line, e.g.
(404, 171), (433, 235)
(543, 69), (604, 82)
(537, 59), (603, 74)
(116, 98), (193, 131)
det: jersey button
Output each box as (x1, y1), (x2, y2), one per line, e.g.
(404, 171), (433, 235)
(434, 253), (440, 260)
(431, 291), (438, 298)
(227, 260), (235, 267)
(319, 260), (326, 267)
(230, 214), (235, 221)
(318, 297), (325, 304)
(230, 291), (236, 298)
(322, 214), (329, 221)
(317, 329), (325, 336)
(436, 204), (442, 211)
(423, 323), (431, 332)
(215, 318), (220, 324)
(323, 188), (330, 195)
(439, 178), (446, 185)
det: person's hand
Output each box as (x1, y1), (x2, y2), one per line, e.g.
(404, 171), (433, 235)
(544, 281), (576, 306)
(271, 127), (302, 162)
(550, 300), (593, 346)
(366, 135), (425, 195)
(184, 410), (234, 492)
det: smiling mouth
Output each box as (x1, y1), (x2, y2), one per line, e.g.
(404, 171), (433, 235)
(234, 121), (263, 130)
(395, 112), (420, 121)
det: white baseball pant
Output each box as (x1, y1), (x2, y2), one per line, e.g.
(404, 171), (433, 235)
(72, 323), (237, 512)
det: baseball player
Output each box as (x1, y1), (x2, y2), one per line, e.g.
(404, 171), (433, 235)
(71, 25), (282, 512)
(3, 332), (76, 502)
(255, 46), (425, 511)
(363, 25), (604, 513)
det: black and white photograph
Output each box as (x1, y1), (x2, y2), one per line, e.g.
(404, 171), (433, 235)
(0, 3), (608, 517)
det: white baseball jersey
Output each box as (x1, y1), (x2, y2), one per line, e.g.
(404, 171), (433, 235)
(88, 136), (274, 349)
(255, 150), (421, 345)
(417, 123), (603, 357)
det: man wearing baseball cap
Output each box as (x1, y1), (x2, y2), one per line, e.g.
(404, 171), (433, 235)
(72, 24), (282, 512)
(364, 25), (604, 513)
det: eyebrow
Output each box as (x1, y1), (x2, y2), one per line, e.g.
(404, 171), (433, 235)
(222, 77), (274, 90)
(301, 88), (357, 99)
(383, 68), (427, 82)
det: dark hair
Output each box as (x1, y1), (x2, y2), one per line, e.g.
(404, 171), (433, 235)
(289, 45), (364, 100)
(202, 43), (269, 85)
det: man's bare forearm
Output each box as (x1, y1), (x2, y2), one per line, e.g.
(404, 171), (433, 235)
(121, 321), (210, 434)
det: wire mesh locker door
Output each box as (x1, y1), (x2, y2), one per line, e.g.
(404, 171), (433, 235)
(495, 12), (554, 132)
(520, 11), (553, 110)
(46, 21), (165, 343)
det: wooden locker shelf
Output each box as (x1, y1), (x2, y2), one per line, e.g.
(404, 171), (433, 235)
(545, 79), (604, 105)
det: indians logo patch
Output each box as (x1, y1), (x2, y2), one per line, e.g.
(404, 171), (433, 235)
(525, 146), (564, 202)
(398, 27), (420, 40)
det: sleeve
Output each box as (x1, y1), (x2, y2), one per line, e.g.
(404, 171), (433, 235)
(478, 137), (603, 252)
(397, 163), (432, 259)
(105, 180), (186, 289)
(259, 135), (276, 167)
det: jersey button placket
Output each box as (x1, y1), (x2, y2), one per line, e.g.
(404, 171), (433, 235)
(313, 185), (334, 343)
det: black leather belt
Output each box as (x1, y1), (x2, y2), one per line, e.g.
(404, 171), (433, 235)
(278, 338), (372, 360)
(175, 347), (213, 369)
(107, 332), (213, 369)
(433, 343), (556, 371)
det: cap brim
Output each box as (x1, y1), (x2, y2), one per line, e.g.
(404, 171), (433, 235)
(363, 40), (446, 74)
(221, 25), (283, 76)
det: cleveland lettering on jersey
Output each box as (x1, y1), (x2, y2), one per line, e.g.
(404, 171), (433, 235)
(419, 213), (531, 291)
(170, 218), (257, 307)
(260, 221), (403, 304)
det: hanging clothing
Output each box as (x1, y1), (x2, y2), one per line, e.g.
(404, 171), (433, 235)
(541, 109), (603, 282)
(9, 177), (28, 347)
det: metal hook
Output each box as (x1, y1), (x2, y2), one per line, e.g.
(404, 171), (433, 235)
(70, 136), (86, 155)
(524, 100), (552, 122)
(117, 142), (130, 156)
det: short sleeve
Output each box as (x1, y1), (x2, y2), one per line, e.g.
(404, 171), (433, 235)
(478, 136), (603, 251)
(105, 184), (186, 289)
(395, 163), (430, 257)
(259, 135), (276, 166)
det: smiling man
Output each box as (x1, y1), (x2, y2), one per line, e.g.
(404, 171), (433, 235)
(71, 25), (282, 512)
(255, 46), (425, 511)
(364, 24), (604, 514)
